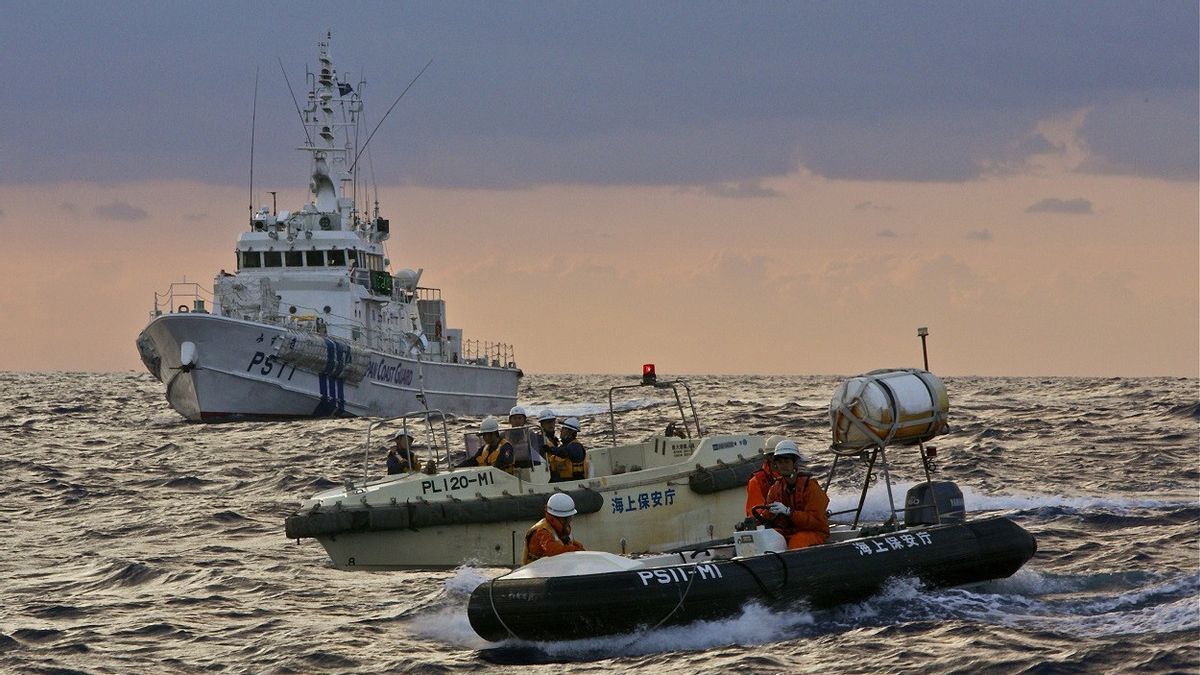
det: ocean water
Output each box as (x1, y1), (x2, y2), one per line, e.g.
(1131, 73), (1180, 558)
(1, 372), (1197, 674)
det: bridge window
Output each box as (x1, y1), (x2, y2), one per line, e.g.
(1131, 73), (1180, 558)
(264, 251), (282, 267)
(241, 251), (261, 268)
(305, 250), (325, 266)
(285, 251), (304, 267)
(346, 250), (358, 267)
(327, 250), (346, 266)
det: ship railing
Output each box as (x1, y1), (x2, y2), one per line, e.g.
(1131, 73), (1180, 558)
(258, 303), (515, 369)
(151, 282), (214, 319)
(460, 339), (517, 368)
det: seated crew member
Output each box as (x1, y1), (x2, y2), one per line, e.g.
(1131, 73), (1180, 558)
(664, 421), (687, 439)
(385, 429), (418, 474)
(745, 443), (779, 516)
(762, 440), (830, 549)
(522, 492), (585, 564)
(505, 405), (531, 463)
(537, 409), (560, 458)
(455, 416), (515, 474)
(548, 417), (588, 483)
(508, 405), (528, 428)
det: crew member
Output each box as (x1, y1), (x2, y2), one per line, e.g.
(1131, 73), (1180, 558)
(745, 443), (779, 516)
(522, 492), (585, 564)
(548, 417), (588, 482)
(537, 409), (559, 458)
(762, 440), (830, 549)
(508, 405), (528, 428)
(456, 416), (515, 474)
(385, 429), (418, 474)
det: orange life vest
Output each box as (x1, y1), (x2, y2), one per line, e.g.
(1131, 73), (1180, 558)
(522, 517), (574, 564)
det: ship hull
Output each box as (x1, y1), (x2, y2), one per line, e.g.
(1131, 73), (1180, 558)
(138, 313), (518, 421)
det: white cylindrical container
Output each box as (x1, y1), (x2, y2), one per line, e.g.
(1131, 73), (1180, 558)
(829, 368), (949, 450)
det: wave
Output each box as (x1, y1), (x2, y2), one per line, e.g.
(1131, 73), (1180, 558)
(946, 571), (1200, 638)
(160, 476), (214, 489)
(1165, 401), (1200, 419)
(530, 397), (672, 420)
(11, 627), (63, 643)
(825, 482), (1198, 523)
(478, 602), (816, 664)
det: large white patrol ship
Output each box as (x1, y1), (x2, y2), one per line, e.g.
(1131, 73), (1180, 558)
(136, 34), (520, 421)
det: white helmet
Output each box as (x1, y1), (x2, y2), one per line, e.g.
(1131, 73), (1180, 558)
(546, 492), (577, 517)
(537, 409), (556, 422)
(509, 406), (527, 418)
(389, 429), (413, 441)
(480, 416), (500, 433)
(773, 439), (802, 459)
(762, 435), (785, 454)
(561, 417), (581, 433)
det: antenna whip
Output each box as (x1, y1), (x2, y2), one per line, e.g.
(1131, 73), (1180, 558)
(279, 57), (313, 146)
(350, 59), (433, 173)
(249, 67), (259, 216)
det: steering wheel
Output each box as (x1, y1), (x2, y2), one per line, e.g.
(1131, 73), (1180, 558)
(750, 504), (776, 525)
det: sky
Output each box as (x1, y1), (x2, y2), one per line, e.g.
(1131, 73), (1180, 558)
(0, 1), (1196, 376)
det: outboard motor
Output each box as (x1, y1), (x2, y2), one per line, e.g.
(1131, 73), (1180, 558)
(904, 480), (965, 526)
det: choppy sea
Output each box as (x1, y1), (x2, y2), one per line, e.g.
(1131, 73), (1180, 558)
(2, 372), (1197, 674)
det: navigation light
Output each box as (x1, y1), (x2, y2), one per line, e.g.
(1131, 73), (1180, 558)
(642, 363), (656, 386)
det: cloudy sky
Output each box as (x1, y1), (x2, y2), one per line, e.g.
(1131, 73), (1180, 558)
(1, 1), (1196, 376)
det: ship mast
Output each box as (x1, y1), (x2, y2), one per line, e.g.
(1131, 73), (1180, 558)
(300, 32), (361, 229)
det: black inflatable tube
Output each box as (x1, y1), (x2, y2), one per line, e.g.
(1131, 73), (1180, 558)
(285, 456), (759, 540)
(467, 516), (1036, 642)
(687, 458), (762, 494)
(284, 488), (603, 539)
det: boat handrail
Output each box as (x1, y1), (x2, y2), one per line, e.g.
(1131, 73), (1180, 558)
(360, 409), (451, 486)
(606, 379), (703, 447)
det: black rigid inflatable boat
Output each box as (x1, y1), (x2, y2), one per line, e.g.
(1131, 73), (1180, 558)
(468, 365), (1040, 642)
(468, 515), (1036, 641)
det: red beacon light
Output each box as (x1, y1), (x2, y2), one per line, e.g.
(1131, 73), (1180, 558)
(642, 363), (657, 386)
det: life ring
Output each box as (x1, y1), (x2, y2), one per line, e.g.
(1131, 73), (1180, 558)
(178, 305), (189, 313)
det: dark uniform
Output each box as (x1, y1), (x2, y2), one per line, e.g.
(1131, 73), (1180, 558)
(549, 440), (587, 482)
(458, 439), (515, 474)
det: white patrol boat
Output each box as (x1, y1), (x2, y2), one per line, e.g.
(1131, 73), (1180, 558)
(284, 366), (780, 569)
(136, 33), (519, 421)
